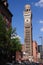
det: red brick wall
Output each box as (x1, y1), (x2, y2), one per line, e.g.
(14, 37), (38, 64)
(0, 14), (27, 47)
(33, 41), (38, 62)
(16, 51), (21, 61)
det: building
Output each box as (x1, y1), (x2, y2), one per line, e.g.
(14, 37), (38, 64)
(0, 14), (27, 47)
(38, 45), (42, 53)
(23, 4), (33, 61)
(38, 45), (43, 62)
(33, 41), (38, 62)
(21, 44), (26, 60)
(0, 0), (12, 28)
(0, 0), (13, 63)
(16, 51), (22, 61)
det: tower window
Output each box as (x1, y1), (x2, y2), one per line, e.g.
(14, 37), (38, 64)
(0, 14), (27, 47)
(26, 9), (28, 11)
(29, 9), (30, 11)
(26, 9), (30, 11)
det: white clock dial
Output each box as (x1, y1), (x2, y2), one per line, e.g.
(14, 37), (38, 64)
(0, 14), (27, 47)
(25, 19), (30, 23)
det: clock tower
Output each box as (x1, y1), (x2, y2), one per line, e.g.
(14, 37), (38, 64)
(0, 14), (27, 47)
(23, 4), (33, 59)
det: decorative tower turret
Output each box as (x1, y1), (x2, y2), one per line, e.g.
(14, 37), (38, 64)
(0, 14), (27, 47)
(1, 0), (8, 7)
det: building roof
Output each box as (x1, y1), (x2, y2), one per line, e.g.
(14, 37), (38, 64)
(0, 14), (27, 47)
(0, 0), (13, 17)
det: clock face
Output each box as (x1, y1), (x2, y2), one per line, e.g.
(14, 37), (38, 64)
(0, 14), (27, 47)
(25, 19), (30, 23)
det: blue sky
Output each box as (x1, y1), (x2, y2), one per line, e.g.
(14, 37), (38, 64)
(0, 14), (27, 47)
(8, 0), (43, 45)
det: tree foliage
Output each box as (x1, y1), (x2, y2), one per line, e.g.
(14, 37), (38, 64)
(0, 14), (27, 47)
(0, 14), (22, 62)
(10, 37), (22, 52)
(0, 14), (6, 48)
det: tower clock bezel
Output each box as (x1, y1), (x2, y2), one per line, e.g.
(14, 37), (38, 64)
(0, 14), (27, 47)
(25, 18), (30, 23)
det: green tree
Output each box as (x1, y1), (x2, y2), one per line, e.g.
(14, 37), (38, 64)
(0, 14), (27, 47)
(0, 14), (12, 63)
(0, 14), (7, 64)
(0, 14), (13, 63)
(0, 14), (22, 62)
(0, 14), (6, 48)
(11, 37), (22, 52)
(9, 36), (22, 61)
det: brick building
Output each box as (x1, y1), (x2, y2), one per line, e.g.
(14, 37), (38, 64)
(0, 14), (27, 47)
(0, 0), (13, 64)
(33, 41), (38, 62)
(0, 0), (12, 28)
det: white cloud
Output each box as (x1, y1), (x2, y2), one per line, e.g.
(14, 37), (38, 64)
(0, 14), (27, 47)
(35, 0), (43, 7)
(40, 27), (43, 32)
(40, 20), (43, 23)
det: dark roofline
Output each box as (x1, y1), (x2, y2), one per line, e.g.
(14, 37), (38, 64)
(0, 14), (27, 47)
(0, 1), (13, 17)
